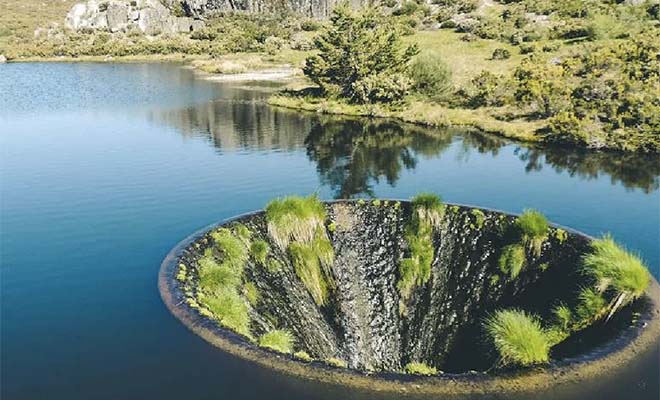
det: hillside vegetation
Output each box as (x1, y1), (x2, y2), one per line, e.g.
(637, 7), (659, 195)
(2, 0), (658, 152)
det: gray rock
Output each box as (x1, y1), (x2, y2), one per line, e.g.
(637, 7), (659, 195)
(106, 2), (129, 32)
(63, 0), (205, 35)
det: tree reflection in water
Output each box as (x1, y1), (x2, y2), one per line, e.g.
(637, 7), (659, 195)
(149, 95), (659, 197)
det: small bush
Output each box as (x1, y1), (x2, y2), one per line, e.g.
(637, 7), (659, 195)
(259, 329), (294, 353)
(498, 244), (526, 279)
(484, 309), (551, 366)
(491, 48), (511, 60)
(404, 362), (437, 375)
(408, 52), (453, 100)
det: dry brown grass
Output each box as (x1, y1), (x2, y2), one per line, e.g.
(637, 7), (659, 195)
(0, 0), (77, 54)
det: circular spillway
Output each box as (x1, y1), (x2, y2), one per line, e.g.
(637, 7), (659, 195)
(159, 198), (660, 395)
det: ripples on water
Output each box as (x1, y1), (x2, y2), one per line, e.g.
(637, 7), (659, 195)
(1, 63), (658, 400)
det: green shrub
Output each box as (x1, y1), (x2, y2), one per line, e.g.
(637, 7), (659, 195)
(484, 309), (551, 366)
(404, 362), (437, 375)
(303, 5), (418, 103)
(352, 73), (412, 104)
(515, 209), (549, 256)
(498, 244), (526, 279)
(491, 48), (511, 60)
(408, 52), (453, 100)
(467, 71), (513, 107)
(259, 329), (294, 353)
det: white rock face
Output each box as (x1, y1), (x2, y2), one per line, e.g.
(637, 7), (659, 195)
(63, 0), (205, 34)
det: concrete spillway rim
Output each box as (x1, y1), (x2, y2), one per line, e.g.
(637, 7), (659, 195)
(158, 199), (660, 395)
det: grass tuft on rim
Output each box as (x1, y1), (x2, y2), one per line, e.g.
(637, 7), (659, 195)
(484, 309), (551, 366)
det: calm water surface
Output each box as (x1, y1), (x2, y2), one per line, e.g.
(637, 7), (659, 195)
(1, 63), (658, 400)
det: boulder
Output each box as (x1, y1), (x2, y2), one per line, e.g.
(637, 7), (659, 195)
(106, 1), (129, 32)
(0, 55), (7, 63)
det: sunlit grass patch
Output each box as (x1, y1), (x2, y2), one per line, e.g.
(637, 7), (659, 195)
(515, 209), (549, 257)
(266, 194), (327, 250)
(484, 309), (551, 366)
(404, 362), (437, 375)
(199, 288), (251, 337)
(259, 329), (294, 354)
(582, 234), (650, 318)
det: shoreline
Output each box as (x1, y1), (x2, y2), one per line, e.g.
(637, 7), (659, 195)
(159, 200), (660, 396)
(268, 95), (544, 144)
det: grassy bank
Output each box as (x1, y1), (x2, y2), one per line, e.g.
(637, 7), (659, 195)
(268, 94), (542, 143)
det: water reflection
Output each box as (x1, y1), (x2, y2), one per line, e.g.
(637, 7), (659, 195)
(147, 87), (659, 196)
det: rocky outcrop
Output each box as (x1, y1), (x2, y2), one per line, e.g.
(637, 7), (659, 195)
(65, 0), (205, 34)
(174, 0), (366, 19)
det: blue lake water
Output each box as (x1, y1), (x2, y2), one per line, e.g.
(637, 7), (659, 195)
(1, 62), (658, 400)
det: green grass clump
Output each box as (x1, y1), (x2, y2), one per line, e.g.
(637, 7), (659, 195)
(199, 289), (251, 337)
(411, 192), (445, 228)
(265, 195), (327, 249)
(243, 282), (261, 306)
(575, 287), (607, 325)
(498, 244), (526, 279)
(294, 351), (313, 362)
(398, 193), (443, 300)
(404, 362), (437, 375)
(266, 258), (284, 273)
(250, 240), (270, 264)
(516, 209), (549, 257)
(259, 329), (294, 354)
(470, 209), (486, 229)
(288, 235), (335, 305)
(211, 228), (250, 272)
(398, 233), (434, 299)
(582, 235), (650, 318)
(326, 357), (347, 368)
(198, 255), (241, 292)
(484, 309), (551, 366)
(553, 228), (568, 243)
(552, 303), (573, 331)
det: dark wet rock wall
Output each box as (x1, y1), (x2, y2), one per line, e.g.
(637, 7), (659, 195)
(181, 201), (591, 372)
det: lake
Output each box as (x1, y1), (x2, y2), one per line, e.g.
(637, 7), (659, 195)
(1, 62), (658, 400)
